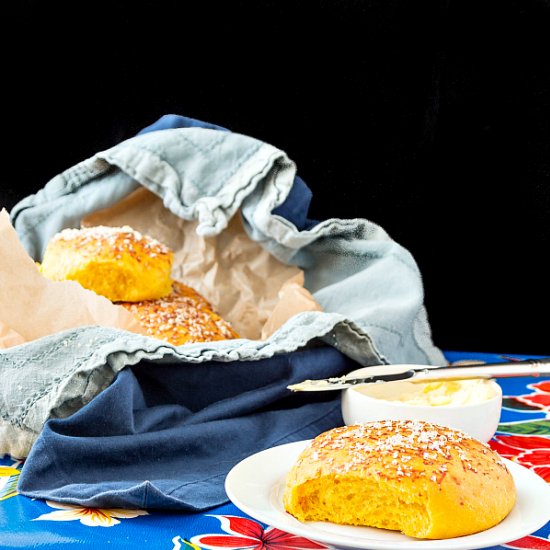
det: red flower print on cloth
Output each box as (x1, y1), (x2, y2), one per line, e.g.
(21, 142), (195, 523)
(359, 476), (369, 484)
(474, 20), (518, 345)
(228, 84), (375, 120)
(490, 434), (550, 482)
(515, 381), (550, 411)
(532, 381), (550, 393)
(190, 515), (328, 550)
(504, 534), (550, 549)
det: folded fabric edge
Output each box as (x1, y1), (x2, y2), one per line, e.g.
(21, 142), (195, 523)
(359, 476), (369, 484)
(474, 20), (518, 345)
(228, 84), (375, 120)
(0, 312), (384, 458)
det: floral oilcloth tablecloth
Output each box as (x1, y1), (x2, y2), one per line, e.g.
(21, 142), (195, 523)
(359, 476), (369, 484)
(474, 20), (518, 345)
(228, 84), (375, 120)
(0, 350), (549, 550)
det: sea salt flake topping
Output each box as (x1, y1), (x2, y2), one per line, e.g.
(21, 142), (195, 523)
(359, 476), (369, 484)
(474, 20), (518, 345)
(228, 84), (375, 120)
(313, 419), (485, 480)
(53, 225), (171, 256)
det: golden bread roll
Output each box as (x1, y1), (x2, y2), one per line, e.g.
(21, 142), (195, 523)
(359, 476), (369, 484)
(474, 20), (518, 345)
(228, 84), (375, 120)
(283, 420), (516, 539)
(120, 281), (239, 346)
(40, 226), (173, 302)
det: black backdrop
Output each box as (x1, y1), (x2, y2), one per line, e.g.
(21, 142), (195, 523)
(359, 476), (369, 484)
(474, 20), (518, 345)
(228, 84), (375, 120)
(2, 0), (549, 355)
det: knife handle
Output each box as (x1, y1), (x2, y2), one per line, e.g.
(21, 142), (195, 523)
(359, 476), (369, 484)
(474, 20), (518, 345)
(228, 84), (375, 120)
(417, 358), (550, 381)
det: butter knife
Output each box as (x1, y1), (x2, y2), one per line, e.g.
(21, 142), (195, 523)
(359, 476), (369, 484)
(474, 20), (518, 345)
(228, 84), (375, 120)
(287, 358), (550, 392)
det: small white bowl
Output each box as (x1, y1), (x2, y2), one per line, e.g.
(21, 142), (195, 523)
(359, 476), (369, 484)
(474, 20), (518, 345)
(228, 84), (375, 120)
(341, 365), (503, 442)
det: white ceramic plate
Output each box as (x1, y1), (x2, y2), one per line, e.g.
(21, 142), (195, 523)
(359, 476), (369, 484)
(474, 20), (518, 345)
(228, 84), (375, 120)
(225, 440), (550, 550)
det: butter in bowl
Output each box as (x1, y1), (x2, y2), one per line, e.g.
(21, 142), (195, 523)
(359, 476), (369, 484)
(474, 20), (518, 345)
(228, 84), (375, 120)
(341, 370), (502, 442)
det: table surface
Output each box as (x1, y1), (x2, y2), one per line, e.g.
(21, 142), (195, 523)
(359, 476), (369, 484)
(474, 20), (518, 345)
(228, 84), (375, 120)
(0, 350), (549, 549)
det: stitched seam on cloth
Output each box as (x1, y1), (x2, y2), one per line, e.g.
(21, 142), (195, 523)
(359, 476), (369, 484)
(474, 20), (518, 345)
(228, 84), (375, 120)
(0, 332), (85, 426)
(3, 331), (134, 428)
(64, 161), (109, 193)
(17, 362), (101, 428)
(18, 335), (118, 425)
(101, 150), (196, 207)
(175, 132), (227, 156)
(207, 143), (263, 200)
(164, 471), (226, 495)
(1, 330), (83, 371)
(14, 159), (107, 225)
(101, 151), (180, 188)
(15, 175), (113, 243)
(125, 143), (198, 193)
(134, 143), (170, 164)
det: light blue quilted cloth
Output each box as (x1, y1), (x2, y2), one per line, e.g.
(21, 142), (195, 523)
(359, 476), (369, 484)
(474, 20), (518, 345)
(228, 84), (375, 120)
(2, 126), (444, 457)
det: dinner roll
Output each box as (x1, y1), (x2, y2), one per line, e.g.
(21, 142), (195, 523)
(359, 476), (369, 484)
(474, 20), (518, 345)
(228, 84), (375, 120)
(120, 281), (239, 346)
(40, 226), (173, 302)
(283, 420), (516, 539)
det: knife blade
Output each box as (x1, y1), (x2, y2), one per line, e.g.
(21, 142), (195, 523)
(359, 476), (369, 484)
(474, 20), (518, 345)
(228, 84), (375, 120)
(287, 357), (550, 392)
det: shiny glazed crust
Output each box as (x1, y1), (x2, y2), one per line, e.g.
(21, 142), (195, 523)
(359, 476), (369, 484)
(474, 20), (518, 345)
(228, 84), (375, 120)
(120, 281), (239, 345)
(283, 420), (516, 539)
(40, 225), (174, 302)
